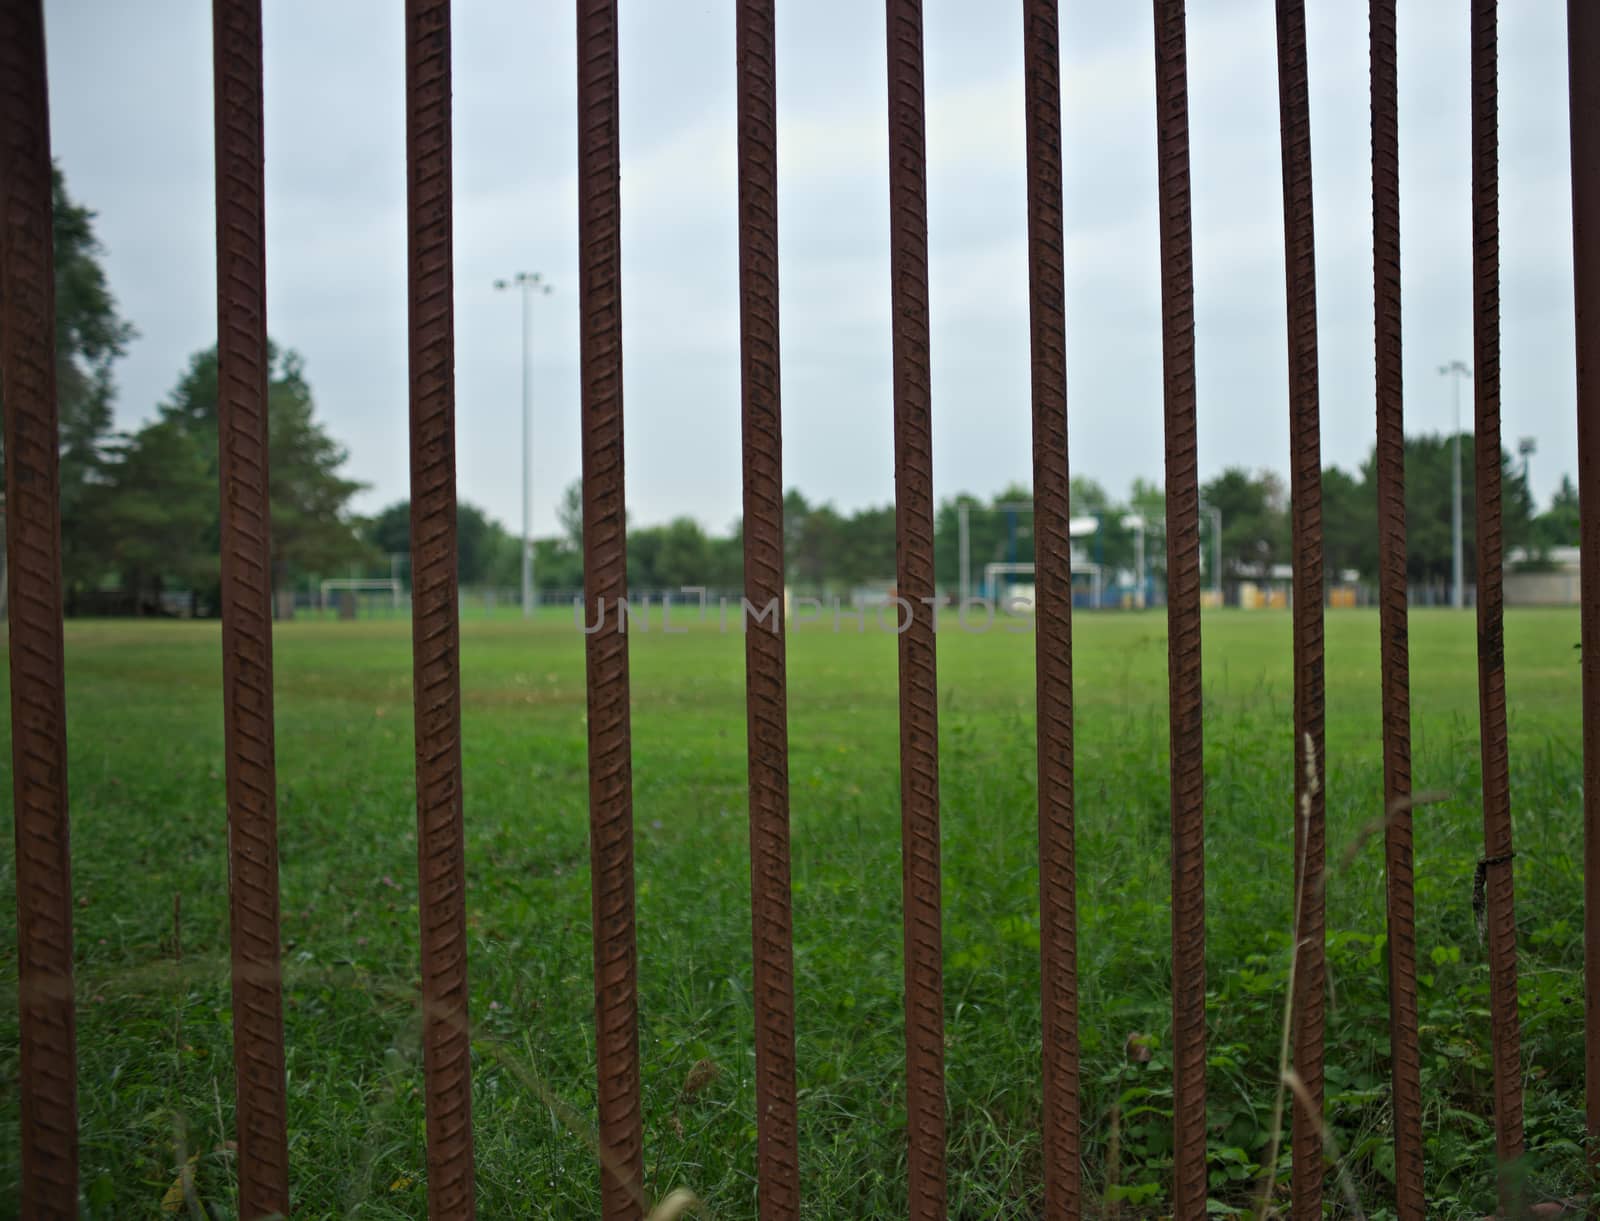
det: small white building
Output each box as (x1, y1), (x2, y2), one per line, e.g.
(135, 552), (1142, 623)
(1505, 545), (1580, 606)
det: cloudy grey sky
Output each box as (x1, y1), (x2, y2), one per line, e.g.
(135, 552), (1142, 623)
(42, 1), (1578, 539)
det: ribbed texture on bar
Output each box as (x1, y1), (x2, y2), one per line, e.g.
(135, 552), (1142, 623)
(1151, 4), (1208, 1215)
(1024, 2), (1080, 1215)
(577, 1), (644, 1215)
(737, 2), (800, 1215)
(1274, 2), (1327, 1215)
(1369, 4), (1423, 1216)
(1470, 5), (1525, 1204)
(1571, 0), (1600, 1187)
(885, 2), (946, 1214)
(211, 1), (290, 1213)
(405, 1), (477, 1214)
(0, 1), (77, 1214)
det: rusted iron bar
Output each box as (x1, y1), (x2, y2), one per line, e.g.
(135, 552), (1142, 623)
(1151, 3), (1207, 1215)
(211, 1), (290, 1213)
(577, 2), (644, 1216)
(405, 1), (477, 1215)
(736, 2), (800, 1216)
(1470, 2), (1525, 1198)
(1571, 0), (1600, 1184)
(1024, 3), (1080, 1216)
(884, 1), (945, 1214)
(0, 1), (77, 1214)
(1273, 3), (1327, 1216)
(1369, 4), (1424, 1217)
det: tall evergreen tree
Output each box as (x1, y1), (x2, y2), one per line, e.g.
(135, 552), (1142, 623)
(0, 165), (135, 596)
(93, 344), (366, 604)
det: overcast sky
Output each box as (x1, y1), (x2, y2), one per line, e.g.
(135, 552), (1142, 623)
(41, 1), (1578, 539)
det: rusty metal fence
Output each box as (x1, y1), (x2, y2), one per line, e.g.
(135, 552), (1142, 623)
(1, 0), (1596, 1217)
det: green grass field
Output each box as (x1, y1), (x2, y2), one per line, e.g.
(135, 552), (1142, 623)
(0, 606), (1587, 1218)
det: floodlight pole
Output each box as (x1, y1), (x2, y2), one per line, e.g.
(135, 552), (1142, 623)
(1199, 501), (1222, 598)
(389, 552), (404, 609)
(958, 501), (970, 605)
(1120, 514), (1147, 608)
(496, 272), (553, 619)
(1440, 360), (1472, 609)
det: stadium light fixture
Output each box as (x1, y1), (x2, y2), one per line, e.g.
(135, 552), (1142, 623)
(1438, 360), (1472, 609)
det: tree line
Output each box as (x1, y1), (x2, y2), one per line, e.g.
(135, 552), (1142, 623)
(361, 447), (1574, 600)
(1, 169), (370, 614)
(5, 169), (1582, 614)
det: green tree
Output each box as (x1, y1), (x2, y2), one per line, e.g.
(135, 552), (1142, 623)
(628, 525), (662, 590)
(1069, 477), (1138, 575)
(456, 503), (504, 586)
(364, 500), (412, 562)
(360, 499), (532, 588)
(83, 417), (215, 609)
(95, 343), (366, 603)
(477, 518), (523, 588)
(625, 517), (727, 591)
(934, 493), (985, 591)
(934, 484), (1035, 594)
(1069, 476), (1109, 513)
(534, 537), (583, 592)
(1201, 467), (1289, 582)
(1528, 474), (1580, 556)
(782, 488), (810, 577)
(1389, 434), (1534, 586)
(706, 522), (743, 589)
(1320, 465), (1376, 582)
(557, 479), (584, 550)
(789, 501), (843, 591)
(53, 167), (135, 527)
(934, 481), (1155, 595)
(1127, 477), (1167, 585)
(837, 504), (896, 588)
(1127, 478), (1165, 526)
(0, 166), (136, 594)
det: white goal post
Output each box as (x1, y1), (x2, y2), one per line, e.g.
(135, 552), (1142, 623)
(982, 561), (1103, 612)
(319, 578), (402, 611)
(957, 501), (1103, 607)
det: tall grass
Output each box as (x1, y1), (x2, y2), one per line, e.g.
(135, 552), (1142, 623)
(0, 608), (1585, 1217)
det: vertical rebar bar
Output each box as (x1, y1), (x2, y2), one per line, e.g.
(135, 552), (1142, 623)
(1369, 4), (1423, 1216)
(1470, 3), (1525, 1202)
(737, 2), (800, 1216)
(211, 1), (290, 1213)
(1273, 3), (1327, 1216)
(1024, 3), (1080, 1215)
(577, 2), (644, 1216)
(1570, 0), (1600, 1188)
(885, 2), (945, 1215)
(0, 1), (76, 1214)
(1363, 4), (1427, 1216)
(405, 2), (476, 1215)
(1151, 3), (1207, 1215)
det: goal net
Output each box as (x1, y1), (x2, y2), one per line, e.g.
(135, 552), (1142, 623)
(319, 578), (403, 617)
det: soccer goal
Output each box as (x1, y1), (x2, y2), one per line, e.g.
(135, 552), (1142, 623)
(956, 501), (1104, 607)
(319, 578), (402, 616)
